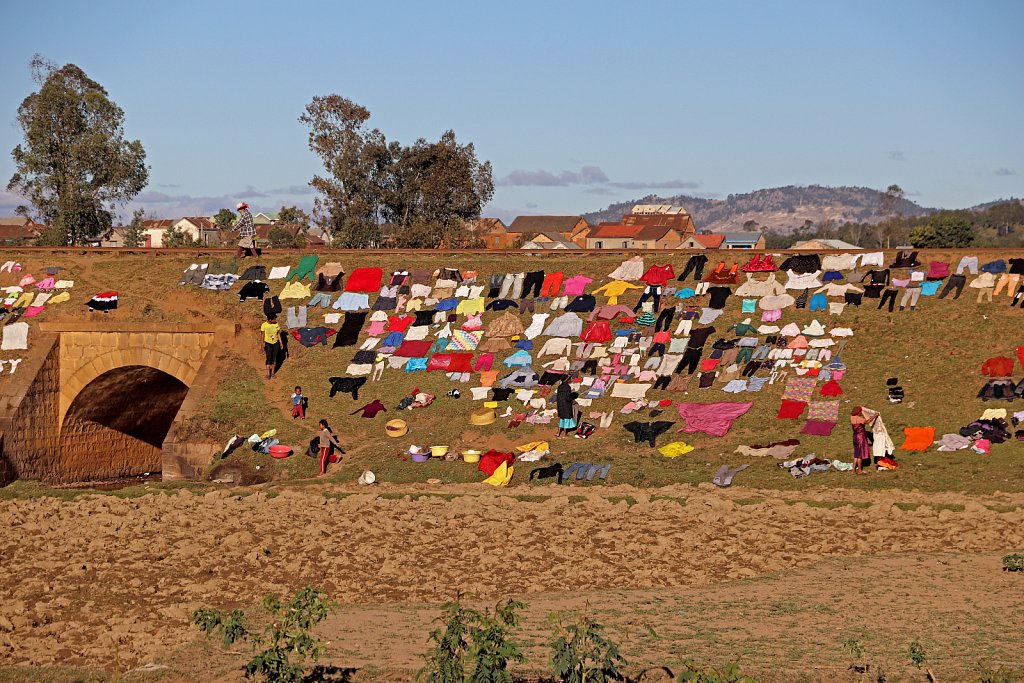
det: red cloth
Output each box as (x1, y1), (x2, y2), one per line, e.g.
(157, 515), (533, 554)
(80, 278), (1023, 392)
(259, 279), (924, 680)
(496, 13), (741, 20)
(676, 401), (753, 437)
(427, 352), (474, 372)
(1018, 346), (1024, 373)
(345, 267), (383, 292)
(777, 399), (807, 419)
(926, 261), (950, 279)
(580, 321), (612, 342)
(699, 358), (721, 371)
(478, 449), (515, 476)
(819, 379), (844, 396)
(641, 264), (675, 285)
(800, 419), (836, 436)
(394, 340), (433, 358)
(658, 399), (673, 407)
(981, 356), (1015, 377)
(387, 315), (415, 333)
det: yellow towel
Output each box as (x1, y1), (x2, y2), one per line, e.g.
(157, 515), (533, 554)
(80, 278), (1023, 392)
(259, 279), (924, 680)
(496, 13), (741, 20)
(483, 461), (513, 487)
(658, 441), (695, 458)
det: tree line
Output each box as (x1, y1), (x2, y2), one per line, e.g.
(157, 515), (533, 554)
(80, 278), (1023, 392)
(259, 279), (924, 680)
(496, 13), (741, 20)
(5, 56), (492, 248)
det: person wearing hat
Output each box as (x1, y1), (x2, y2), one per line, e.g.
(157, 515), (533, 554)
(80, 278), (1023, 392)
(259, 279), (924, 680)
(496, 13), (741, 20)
(233, 202), (257, 258)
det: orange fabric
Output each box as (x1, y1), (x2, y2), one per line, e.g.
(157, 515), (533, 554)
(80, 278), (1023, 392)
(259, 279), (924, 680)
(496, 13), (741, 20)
(478, 370), (499, 387)
(900, 427), (936, 451)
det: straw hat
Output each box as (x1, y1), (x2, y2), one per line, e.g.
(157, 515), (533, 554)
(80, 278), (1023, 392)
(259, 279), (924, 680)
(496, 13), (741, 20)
(385, 419), (408, 438)
(470, 408), (495, 426)
(357, 470), (376, 485)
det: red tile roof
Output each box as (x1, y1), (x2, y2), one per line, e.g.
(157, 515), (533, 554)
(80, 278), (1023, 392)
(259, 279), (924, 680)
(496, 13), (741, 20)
(508, 215), (588, 233)
(589, 224), (642, 239)
(693, 233), (725, 248)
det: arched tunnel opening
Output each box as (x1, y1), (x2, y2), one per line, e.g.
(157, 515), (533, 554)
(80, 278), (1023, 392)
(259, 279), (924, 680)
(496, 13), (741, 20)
(59, 365), (190, 482)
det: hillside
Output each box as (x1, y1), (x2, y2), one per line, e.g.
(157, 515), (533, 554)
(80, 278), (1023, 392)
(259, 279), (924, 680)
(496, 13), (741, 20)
(583, 185), (934, 233)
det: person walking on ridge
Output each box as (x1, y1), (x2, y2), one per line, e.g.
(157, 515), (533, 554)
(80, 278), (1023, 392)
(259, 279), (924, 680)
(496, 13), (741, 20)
(233, 202), (257, 258)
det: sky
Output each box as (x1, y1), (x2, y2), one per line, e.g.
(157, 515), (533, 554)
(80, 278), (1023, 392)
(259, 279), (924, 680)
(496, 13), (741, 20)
(0, 0), (1022, 224)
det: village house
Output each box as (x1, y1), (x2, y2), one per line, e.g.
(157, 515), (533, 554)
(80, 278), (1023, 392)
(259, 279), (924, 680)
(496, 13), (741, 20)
(0, 217), (44, 245)
(520, 231), (581, 250)
(678, 232), (726, 249)
(173, 216), (220, 246)
(469, 218), (517, 249)
(585, 224), (639, 249)
(722, 232), (766, 249)
(507, 215), (591, 247)
(791, 238), (862, 251)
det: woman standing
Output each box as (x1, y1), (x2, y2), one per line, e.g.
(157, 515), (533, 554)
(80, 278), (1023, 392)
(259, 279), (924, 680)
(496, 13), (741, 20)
(555, 377), (578, 438)
(317, 419), (344, 475)
(850, 407), (874, 474)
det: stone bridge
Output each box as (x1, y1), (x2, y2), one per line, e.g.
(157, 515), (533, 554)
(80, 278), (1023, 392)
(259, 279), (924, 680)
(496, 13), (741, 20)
(0, 322), (236, 485)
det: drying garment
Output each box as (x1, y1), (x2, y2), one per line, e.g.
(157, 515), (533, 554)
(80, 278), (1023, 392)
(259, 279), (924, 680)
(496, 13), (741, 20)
(580, 321), (612, 343)
(588, 304), (635, 322)
(821, 271), (843, 282)
(678, 254), (708, 281)
(263, 295), (283, 318)
(1009, 258), (1024, 275)
(332, 311), (367, 348)
(778, 254), (821, 274)
(707, 286), (732, 310)
(268, 266), (290, 280)
(317, 261), (345, 279)
(499, 272), (525, 299)
(623, 421), (675, 447)
(632, 285), (662, 312)
(655, 306), (676, 332)
(486, 298), (519, 311)
(857, 251), (884, 267)
(308, 292), (334, 308)
(981, 356), (1015, 377)
(757, 293), (795, 310)
(889, 249), (921, 269)
(592, 280), (643, 304)
(34, 277), (56, 291)
(784, 270), (823, 290)
(0, 321), (28, 350)
(279, 281), (312, 300)
(809, 293), (828, 311)
(542, 312), (584, 338)
(523, 313), (550, 339)
(735, 272), (786, 297)
(538, 337), (573, 356)
(487, 311), (526, 337)
(503, 349), (533, 367)
(315, 272), (343, 292)
(486, 273), (505, 298)
(345, 267), (384, 292)
(327, 376), (367, 400)
(238, 281), (270, 301)
(200, 273), (239, 291)
(843, 291), (863, 306)
(287, 255), (319, 282)
(861, 269), (892, 288)
(994, 273), (1022, 297)
(291, 327), (335, 347)
(609, 256), (645, 281)
(456, 297), (485, 315)
(801, 420), (837, 436)
(286, 306), (308, 328)
(87, 292), (118, 312)
(899, 287), (922, 309)
(820, 253), (857, 271)
(178, 263), (208, 285)
(351, 399), (387, 418)
(561, 275), (593, 296)
(641, 264), (675, 286)
(878, 288), (898, 312)
(676, 401), (753, 436)
(539, 271), (564, 297)
(926, 261), (951, 280)
(394, 339), (433, 357)
(564, 295), (597, 313)
(333, 292), (370, 310)
(920, 280), (941, 296)
(814, 282), (864, 297)
(497, 366), (540, 389)
(521, 270), (545, 298)
(956, 256), (979, 275)
(610, 383), (653, 400)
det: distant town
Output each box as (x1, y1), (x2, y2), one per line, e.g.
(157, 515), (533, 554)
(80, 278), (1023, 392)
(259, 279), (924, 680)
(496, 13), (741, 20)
(0, 204), (859, 251)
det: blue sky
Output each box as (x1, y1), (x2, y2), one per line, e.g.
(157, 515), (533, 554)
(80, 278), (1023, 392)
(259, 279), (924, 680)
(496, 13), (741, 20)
(1, 0), (1022, 223)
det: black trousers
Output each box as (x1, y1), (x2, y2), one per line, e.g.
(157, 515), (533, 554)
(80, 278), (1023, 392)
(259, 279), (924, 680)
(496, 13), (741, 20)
(676, 347), (703, 375)
(521, 270), (545, 298)
(938, 274), (966, 300)
(633, 286), (662, 312)
(678, 255), (707, 282)
(653, 375), (671, 390)
(742, 360), (762, 377)
(655, 306), (676, 332)
(1012, 284), (1024, 308)
(878, 288), (898, 312)
(581, 359), (599, 375)
(648, 343), (666, 357)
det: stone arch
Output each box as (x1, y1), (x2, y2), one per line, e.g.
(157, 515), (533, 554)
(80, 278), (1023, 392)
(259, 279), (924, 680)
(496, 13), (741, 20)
(58, 365), (191, 482)
(59, 348), (198, 427)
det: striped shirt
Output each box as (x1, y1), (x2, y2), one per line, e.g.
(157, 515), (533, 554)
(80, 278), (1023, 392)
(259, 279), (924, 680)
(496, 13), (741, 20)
(234, 210), (256, 238)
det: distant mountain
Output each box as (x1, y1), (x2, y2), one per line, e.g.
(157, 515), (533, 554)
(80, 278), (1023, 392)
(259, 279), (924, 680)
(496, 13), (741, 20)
(583, 185), (935, 234)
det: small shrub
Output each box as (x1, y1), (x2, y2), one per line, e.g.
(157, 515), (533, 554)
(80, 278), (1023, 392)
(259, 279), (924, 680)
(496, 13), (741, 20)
(192, 586), (335, 683)
(675, 660), (755, 683)
(979, 664), (1020, 683)
(1002, 553), (1024, 571)
(418, 598), (525, 683)
(908, 640), (926, 669)
(549, 612), (627, 683)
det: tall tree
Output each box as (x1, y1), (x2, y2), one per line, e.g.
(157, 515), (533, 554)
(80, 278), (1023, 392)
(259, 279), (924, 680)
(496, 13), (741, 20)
(909, 212), (975, 248)
(300, 94), (493, 248)
(278, 206), (312, 233)
(7, 55), (149, 245)
(121, 208), (147, 248)
(213, 208), (236, 231)
(873, 184), (905, 248)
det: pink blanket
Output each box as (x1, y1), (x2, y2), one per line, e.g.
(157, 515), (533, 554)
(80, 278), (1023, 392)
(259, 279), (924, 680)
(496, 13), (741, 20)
(676, 402), (753, 437)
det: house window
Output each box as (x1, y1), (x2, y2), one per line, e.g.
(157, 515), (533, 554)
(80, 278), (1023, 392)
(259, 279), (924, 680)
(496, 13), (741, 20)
(622, 241), (629, 248)
(595, 241), (603, 249)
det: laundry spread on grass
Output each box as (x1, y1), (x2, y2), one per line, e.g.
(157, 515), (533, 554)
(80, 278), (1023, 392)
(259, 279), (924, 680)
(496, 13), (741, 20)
(8, 247), (1014, 486)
